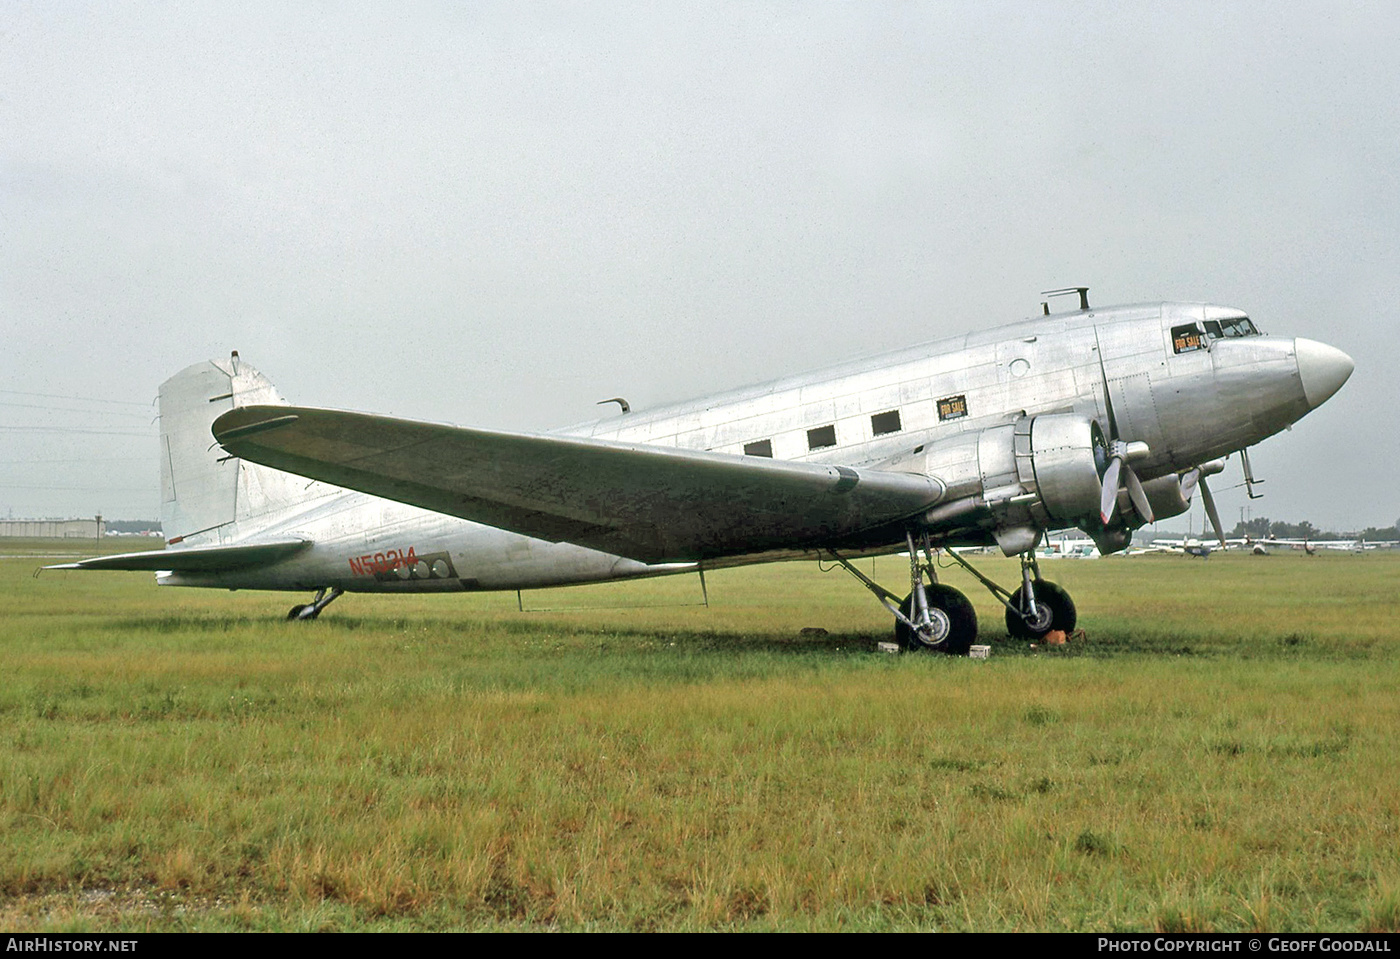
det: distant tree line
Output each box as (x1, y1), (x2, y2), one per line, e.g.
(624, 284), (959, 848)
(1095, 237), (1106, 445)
(1228, 517), (1400, 542)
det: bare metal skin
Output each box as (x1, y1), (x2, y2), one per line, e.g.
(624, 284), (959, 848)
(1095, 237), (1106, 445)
(55, 297), (1352, 648)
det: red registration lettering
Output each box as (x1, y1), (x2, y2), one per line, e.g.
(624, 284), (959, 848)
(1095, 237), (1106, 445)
(349, 546), (421, 576)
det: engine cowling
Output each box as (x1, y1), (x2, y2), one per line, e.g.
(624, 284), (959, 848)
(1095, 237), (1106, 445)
(921, 413), (1110, 553)
(972, 413), (1106, 527)
(1021, 414), (1109, 526)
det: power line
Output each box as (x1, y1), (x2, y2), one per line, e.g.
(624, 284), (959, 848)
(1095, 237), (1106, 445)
(0, 400), (151, 419)
(3, 458), (148, 464)
(0, 484), (154, 492)
(0, 388), (150, 408)
(0, 426), (154, 436)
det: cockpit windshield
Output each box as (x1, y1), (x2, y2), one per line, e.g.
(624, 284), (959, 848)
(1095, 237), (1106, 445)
(1203, 316), (1259, 339)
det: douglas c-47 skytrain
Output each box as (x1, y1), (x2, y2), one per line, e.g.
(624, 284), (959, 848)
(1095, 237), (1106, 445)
(54, 290), (1353, 654)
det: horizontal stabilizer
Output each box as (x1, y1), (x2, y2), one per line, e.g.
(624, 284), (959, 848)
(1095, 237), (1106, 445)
(212, 406), (943, 563)
(46, 538), (311, 572)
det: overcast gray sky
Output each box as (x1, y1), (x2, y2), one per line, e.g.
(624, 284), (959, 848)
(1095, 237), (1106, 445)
(4, 1), (1397, 532)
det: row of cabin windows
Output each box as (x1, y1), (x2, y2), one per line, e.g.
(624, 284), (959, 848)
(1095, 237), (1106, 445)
(743, 409), (902, 458)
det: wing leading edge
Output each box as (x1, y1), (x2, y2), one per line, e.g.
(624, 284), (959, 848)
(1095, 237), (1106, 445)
(212, 406), (944, 564)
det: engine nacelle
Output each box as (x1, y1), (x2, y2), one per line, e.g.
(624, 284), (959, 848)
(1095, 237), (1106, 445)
(921, 413), (1108, 553)
(1021, 414), (1108, 526)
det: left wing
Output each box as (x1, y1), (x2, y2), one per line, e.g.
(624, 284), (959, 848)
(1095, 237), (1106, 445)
(213, 406), (943, 564)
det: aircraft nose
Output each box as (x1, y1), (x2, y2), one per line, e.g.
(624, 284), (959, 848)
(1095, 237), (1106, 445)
(1294, 338), (1354, 410)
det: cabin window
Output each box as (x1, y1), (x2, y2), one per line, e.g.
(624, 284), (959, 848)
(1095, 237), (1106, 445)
(1171, 324), (1207, 354)
(871, 410), (902, 436)
(807, 425), (837, 450)
(743, 439), (773, 458)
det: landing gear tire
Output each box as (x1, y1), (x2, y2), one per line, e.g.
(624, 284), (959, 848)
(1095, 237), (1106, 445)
(286, 587), (343, 622)
(895, 584), (978, 655)
(1005, 581), (1076, 640)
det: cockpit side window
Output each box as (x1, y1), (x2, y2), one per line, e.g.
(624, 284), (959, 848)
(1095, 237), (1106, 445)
(1203, 320), (1223, 339)
(1171, 323), (1207, 354)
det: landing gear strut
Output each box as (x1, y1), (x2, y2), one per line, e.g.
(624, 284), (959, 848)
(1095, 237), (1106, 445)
(287, 587), (343, 621)
(896, 583), (977, 654)
(831, 534), (1078, 652)
(829, 531), (978, 654)
(940, 547), (1076, 641)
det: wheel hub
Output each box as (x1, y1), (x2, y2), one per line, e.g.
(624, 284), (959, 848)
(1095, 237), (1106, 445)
(1021, 601), (1054, 632)
(916, 607), (952, 646)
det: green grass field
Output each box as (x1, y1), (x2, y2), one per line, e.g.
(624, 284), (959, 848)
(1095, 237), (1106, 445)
(2, 539), (1398, 931)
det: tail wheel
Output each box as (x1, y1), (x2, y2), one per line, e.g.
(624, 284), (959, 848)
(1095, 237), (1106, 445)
(1005, 581), (1076, 640)
(895, 583), (978, 655)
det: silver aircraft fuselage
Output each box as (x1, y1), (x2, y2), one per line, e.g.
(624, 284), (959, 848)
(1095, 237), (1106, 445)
(159, 301), (1351, 594)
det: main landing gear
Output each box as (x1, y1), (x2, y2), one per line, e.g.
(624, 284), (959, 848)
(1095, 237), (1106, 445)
(287, 586), (343, 621)
(829, 532), (1077, 653)
(830, 531), (978, 654)
(1004, 580), (1076, 640)
(937, 547), (1076, 642)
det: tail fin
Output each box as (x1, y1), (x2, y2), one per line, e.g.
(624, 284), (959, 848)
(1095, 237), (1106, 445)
(159, 354), (321, 544)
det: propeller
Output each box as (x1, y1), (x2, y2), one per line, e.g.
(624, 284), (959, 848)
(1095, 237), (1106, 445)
(1199, 477), (1224, 548)
(1093, 343), (1154, 526)
(1179, 459), (1228, 548)
(1099, 438), (1154, 525)
(1090, 336), (1230, 542)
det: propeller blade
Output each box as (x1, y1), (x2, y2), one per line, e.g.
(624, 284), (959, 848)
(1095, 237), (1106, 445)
(1200, 477), (1225, 547)
(1180, 467), (1201, 502)
(1124, 465), (1155, 524)
(1100, 456), (1123, 525)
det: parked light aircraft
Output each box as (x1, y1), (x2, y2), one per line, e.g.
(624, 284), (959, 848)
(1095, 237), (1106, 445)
(1148, 536), (1223, 559)
(1148, 533), (1376, 557)
(1266, 537), (1386, 554)
(52, 292), (1353, 654)
(1200, 534), (1396, 556)
(1037, 535), (1100, 559)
